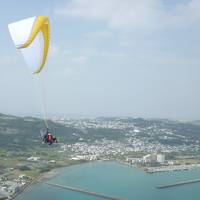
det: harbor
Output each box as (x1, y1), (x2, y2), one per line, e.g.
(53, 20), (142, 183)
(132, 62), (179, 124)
(5, 161), (200, 200)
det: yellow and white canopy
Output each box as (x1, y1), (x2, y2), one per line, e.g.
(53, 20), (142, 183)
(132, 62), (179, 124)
(8, 16), (50, 74)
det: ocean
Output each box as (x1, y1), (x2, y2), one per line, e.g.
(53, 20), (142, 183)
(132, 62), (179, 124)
(16, 161), (200, 200)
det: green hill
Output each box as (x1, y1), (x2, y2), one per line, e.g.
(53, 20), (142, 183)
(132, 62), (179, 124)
(0, 113), (80, 151)
(1, 113), (200, 152)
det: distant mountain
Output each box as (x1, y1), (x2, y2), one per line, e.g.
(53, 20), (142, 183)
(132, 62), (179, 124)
(189, 120), (200, 126)
(1, 113), (200, 152)
(94, 116), (200, 143)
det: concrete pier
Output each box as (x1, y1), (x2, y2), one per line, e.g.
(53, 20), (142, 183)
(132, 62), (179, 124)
(44, 182), (125, 200)
(156, 179), (200, 189)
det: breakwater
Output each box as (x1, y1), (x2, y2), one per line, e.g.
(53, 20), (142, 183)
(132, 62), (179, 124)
(157, 179), (200, 189)
(43, 181), (125, 200)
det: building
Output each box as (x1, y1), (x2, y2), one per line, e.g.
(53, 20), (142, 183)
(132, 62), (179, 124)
(27, 156), (40, 161)
(143, 154), (157, 163)
(157, 154), (165, 163)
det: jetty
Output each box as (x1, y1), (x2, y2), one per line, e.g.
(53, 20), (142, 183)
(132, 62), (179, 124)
(43, 181), (125, 200)
(156, 179), (200, 189)
(10, 175), (41, 200)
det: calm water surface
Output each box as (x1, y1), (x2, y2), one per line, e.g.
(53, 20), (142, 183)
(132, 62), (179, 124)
(17, 161), (200, 200)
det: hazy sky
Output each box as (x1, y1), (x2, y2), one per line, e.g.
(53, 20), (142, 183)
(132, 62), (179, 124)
(0, 0), (200, 119)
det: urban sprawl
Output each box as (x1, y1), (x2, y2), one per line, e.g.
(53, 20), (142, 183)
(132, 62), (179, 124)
(1, 117), (200, 199)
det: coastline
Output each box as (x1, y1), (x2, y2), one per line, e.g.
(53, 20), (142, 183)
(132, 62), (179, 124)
(38, 160), (200, 183)
(10, 160), (200, 199)
(10, 162), (87, 200)
(144, 163), (200, 173)
(9, 175), (42, 200)
(114, 160), (200, 174)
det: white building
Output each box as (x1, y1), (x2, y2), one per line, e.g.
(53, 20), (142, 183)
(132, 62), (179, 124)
(157, 154), (165, 163)
(27, 156), (40, 161)
(168, 160), (174, 165)
(143, 154), (157, 163)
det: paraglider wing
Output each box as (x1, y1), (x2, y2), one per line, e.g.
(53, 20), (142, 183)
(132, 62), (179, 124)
(8, 16), (50, 74)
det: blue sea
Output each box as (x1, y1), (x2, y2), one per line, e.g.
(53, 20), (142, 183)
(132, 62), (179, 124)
(16, 161), (200, 200)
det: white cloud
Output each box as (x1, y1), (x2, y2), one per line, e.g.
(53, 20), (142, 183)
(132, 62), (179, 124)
(48, 44), (69, 58)
(55, 0), (164, 31)
(54, 0), (200, 31)
(50, 54), (88, 68)
(84, 30), (113, 39)
(70, 56), (88, 65)
(177, 0), (200, 22)
(0, 55), (18, 66)
(47, 44), (88, 69)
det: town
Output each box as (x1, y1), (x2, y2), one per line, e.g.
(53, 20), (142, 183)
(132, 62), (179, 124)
(1, 116), (200, 199)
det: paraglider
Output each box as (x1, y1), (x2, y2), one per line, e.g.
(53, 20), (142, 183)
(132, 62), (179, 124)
(8, 16), (57, 145)
(42, 128), (58, 145)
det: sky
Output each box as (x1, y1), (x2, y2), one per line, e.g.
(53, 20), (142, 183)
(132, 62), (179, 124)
(0, 0), (200, 120)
